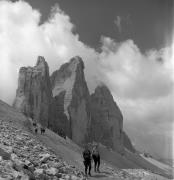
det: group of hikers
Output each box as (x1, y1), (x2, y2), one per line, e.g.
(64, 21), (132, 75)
(58, 129), (66, 139)
(30, 118), (66, 139)
(32, 121), (46, 135)
(28, 116), (100, 177)
(82, 144), (100, 177)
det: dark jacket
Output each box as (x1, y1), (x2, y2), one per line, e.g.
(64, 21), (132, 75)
(83, 149), (91, 161)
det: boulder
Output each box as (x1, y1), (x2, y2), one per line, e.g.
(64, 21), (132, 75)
(0, 147), (11, 160)
(46, 167), (58, 175)
(39, 153), (51, 163)
(34, 168), (44, 174)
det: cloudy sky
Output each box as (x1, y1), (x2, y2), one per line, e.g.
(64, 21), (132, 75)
(0, 0), (173, 160)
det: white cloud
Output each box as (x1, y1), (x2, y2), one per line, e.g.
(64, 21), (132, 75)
(0, 0), (173, 159)
(99, 37), (173, 99)
(0, 1), (99, 102)
(98, 37), (173, 158)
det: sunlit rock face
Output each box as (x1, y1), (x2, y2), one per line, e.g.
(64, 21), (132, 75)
(89, 85), (124, 152)
(50, 56), (90, 144)
(13, 56), (52, 127)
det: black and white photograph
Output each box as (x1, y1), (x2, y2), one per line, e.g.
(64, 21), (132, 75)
(0, 0), (173, 179)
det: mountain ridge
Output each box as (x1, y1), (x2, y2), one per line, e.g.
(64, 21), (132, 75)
(13, 55), (138, 153)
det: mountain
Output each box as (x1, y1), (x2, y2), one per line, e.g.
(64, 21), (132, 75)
(13, 55), (140, 153)
(50, 56), (91, 145)
(123, 131), (136, 153)
(89, 85), (124, 153)
(13, 56), (52, 127)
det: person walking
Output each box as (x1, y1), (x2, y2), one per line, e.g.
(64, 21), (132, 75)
(82, 145), (92, 176)
(35, 127), (38, 134)
(40, 127), (45, 135)
(92, 145), (100, 172)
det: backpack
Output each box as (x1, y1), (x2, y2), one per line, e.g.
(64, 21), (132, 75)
(83, 149), (91, 159)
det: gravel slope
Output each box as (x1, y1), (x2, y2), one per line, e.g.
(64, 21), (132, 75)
(0, 100), (173, 180)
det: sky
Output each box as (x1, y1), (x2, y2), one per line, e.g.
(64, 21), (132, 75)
(0, 0), (173, 160)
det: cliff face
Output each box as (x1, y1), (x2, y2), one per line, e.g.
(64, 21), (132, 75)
(50, 56), (90, 144)
(13, 55), (135, 153)
(89, 85), (124, 152)
(13, 56), (52, 127)
(123, 131), (136, 153)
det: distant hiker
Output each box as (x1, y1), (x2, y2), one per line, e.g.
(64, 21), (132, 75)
(59, 129), (63, 137)
(62, 131), (66, 139)
(92, 145), (100, 172)
(40, 127), (45, 135)
(43, 127), (46, 134)
(59, 129), (66, 139)
(35, 127), (38, 134)
(83, 145), (92, 176)
(33, 122), (37, 127)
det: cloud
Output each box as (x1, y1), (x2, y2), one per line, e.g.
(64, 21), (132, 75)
(98, 36), (173, 158)
(114, 16), (122, 33)
(99, 37), (173, 99)
(0, 0), (99, 103)
(0, 0), (173, 159)
(117, 94), (173, 159)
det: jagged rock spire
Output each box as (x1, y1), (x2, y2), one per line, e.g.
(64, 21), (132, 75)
(89, 84), (124, 152)
(50, 56), (90, 144)
(13, 56), (52, 127)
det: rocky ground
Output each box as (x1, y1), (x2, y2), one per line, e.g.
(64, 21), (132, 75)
(0, 119), (85, 180)
(0, 118), (172, 180)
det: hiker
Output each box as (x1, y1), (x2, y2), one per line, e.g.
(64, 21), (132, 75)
(82, 145), (92, 176)
(59, 129), (66, 139)
(35, 127), (38, 134)
(62, 131), (66, 139)
(92, 145), (100, 172)
(33, 122), (37, 127)
(40, 127), (45, 135)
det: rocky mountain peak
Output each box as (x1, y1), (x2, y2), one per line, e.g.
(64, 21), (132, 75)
(50, 56), (90, 145)
(93, 84), (123, 118)
(69, 56), (84, 69)
(90, 83), (124, 152)
(36, 56), (46, 66)
(13, 56), (52, 126)
(13, 55), (136, 154)
(94, 84), (113, 100)
(17, 56), (49, 78)
(35, 56), (49, 76)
